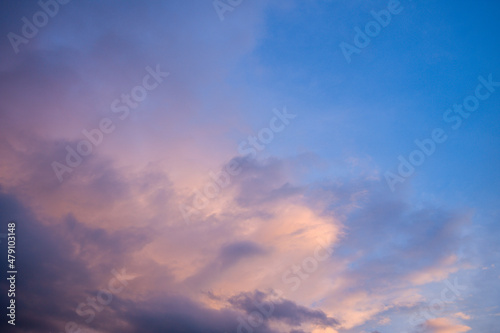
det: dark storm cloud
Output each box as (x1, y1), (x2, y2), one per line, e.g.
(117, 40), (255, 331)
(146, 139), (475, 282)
(0, 190), (151, 333)
(103, 290), (338, 333)
(228, 290), (339, 328)
(108, 294), (247, 333)
(0, 190), (91, 332)
(220, 241), (269, 269)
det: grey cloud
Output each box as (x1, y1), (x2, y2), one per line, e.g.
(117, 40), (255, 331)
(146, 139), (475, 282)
(228, 290), (339, 328)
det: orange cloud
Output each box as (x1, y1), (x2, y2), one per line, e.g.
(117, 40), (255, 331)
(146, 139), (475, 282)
(423, 318), (471, 333)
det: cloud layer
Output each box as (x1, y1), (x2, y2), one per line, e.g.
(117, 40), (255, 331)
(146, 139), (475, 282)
(1, 0), (499, 333)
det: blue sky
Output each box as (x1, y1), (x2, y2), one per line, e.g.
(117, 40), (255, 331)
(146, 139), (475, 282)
(245, 0), (500, 211)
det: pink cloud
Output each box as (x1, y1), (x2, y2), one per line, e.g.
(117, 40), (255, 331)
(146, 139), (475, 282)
(421, 317), (471, 333)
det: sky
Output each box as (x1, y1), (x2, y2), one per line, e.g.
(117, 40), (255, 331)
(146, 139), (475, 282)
(0, 0), (499, 332)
